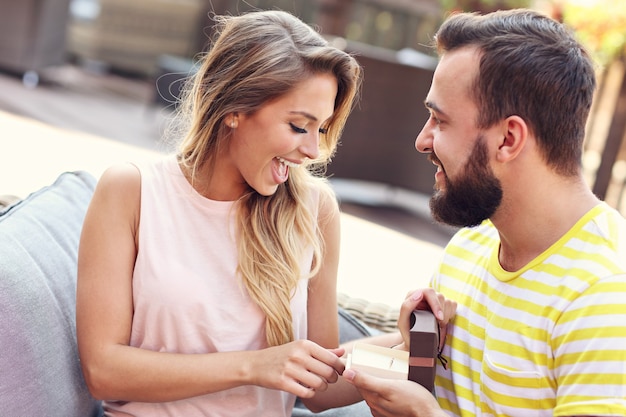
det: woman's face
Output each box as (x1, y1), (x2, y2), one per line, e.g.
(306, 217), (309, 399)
(218, 72), (338, 199)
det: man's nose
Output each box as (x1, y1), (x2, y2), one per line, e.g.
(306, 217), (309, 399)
(415, 121), (434, 154)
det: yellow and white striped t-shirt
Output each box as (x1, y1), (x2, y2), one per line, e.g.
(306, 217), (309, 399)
(432, 202), (626, 417)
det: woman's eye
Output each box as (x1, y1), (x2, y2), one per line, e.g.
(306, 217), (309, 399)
(319, 127), (328, 134)
(290, 123), (307, 134)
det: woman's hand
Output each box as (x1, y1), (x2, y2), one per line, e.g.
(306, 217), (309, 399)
(249, 339), (345, 398)
(396, 289), (457, 352)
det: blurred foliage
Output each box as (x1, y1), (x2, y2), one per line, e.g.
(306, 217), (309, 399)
(436, 0), (626, 65)
(439, 0), (531, 13)
(561, 0), (626, 65)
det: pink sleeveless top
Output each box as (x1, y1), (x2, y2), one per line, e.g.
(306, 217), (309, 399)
(104, 156), (313, 417)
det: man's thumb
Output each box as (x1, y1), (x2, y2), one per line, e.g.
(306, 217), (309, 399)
(343, 368), (373, 390)
(343, 369), (357, 383)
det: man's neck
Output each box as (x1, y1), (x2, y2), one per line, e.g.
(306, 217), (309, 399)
(491, 175), (600, 272)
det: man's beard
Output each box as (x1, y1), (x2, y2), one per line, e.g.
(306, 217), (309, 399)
(429, 135), (503, 228)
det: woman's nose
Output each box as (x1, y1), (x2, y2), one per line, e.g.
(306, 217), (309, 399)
(300, 132), (320, 160)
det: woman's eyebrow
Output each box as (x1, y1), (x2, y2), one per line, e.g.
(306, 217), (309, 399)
(289, 110), (318, 122)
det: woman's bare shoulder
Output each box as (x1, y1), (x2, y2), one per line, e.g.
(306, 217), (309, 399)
(89, 163), (142, 223)
(97, 163), (141, 192)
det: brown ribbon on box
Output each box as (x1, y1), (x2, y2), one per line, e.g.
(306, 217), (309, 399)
(408, 357), (435, 367)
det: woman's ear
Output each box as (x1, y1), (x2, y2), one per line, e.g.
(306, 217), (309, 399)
(224, 113), (238, 129)
(496, 115), (527, 163)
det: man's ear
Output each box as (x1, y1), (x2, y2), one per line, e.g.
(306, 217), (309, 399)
(496, 115), (527, 163)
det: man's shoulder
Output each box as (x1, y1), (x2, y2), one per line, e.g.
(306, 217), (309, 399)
(586, 202), (626, 244)
(568, 202), (626, 271)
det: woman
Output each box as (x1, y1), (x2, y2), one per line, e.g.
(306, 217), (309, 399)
(76, 10), (362, 416)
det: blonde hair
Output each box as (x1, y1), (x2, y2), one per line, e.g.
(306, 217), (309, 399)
(175, 10), (361, 346)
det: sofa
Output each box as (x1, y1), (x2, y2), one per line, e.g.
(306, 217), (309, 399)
(0, 168), (402, 416)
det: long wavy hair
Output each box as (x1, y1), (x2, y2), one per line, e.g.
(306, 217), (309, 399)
(174, 10), (361, 346)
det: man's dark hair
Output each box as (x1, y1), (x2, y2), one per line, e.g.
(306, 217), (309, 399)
(435, 9), (596, 176)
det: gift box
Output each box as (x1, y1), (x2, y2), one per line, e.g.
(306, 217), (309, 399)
(345, 310), (438, 391)
(346, 342), (409, 379)
(408, 310), (438, 392)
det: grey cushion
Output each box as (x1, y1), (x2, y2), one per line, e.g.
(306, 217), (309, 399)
(0, 171), (102, 417)
(338, 307), (376, 344)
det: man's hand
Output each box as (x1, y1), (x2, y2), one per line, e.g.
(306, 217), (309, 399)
(396, 289), (457, 352)
(342, 368), (447, 417)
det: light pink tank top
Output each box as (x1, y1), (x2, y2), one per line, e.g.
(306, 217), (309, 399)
(104, 156), (312, 417)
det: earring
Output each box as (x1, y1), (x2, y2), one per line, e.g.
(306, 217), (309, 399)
(231, 121), (235, 128)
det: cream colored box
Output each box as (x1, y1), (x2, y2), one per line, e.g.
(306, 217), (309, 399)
(345, 342), (409, 380)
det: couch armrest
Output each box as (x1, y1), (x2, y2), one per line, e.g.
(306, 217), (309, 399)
(337, 292), (400, 334)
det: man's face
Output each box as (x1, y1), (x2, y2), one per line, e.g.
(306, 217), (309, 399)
(415, 46), (503, 227)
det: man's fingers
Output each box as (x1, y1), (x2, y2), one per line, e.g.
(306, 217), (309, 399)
(343, 368), (379, 392)
(421, 289), (445, 320)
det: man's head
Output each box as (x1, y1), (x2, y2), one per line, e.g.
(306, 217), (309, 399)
(436, 9), (596, 176)
(416, 9), (596, 227)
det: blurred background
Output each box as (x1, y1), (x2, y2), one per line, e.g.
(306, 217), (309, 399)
(0, 0), (625, 218)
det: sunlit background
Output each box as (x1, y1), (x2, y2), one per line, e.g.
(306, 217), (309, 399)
(1, 0), (625, 305)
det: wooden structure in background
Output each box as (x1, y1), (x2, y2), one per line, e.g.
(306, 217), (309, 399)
(585, 56), (626, 213)
(0, 0), (72, 81)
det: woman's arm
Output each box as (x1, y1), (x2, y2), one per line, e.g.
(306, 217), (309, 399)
(306, 186), (342, 349)
(299, 187), (356, 410)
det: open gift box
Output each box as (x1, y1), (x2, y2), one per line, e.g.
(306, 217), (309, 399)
(346, 310), (439, 391)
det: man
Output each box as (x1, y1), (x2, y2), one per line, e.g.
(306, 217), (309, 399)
(342, 9), (626, 417)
